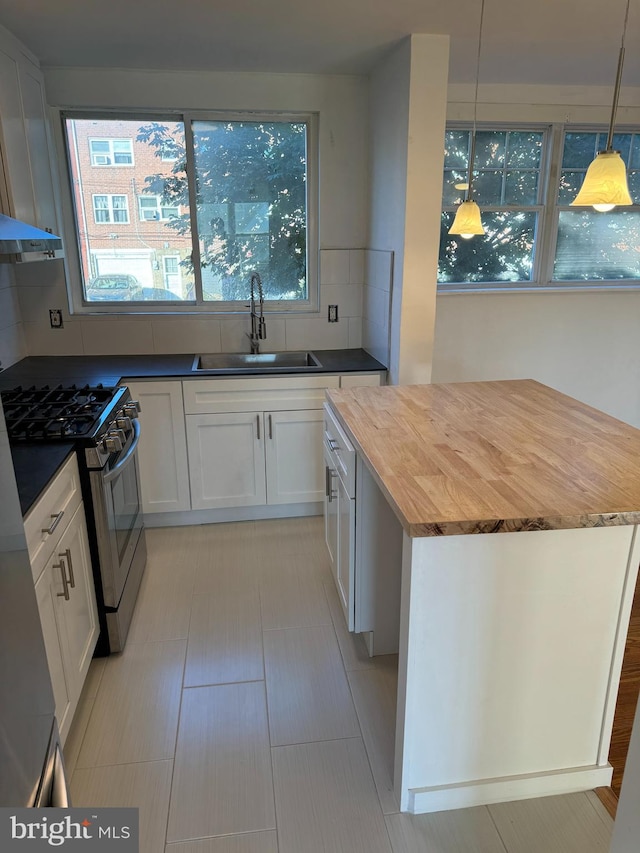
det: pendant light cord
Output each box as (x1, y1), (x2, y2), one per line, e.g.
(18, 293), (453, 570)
(606, 0), (631, 151)
(467, 0), (486, 200)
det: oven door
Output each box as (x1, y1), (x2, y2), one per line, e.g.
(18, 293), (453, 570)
(90, 420), (143, 608)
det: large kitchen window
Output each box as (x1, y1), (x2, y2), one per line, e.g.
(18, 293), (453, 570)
(439, 124), (640, 290)
(63, 113), (317, 311)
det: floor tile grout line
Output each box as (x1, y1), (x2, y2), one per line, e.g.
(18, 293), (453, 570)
(583, 789), (616, 831)
(485, 802), (515, 853)
(270, 734), (366, 751)
(66, 694), (96, 789)
(183, 678), (266, 691)
(165, 827), (278, 846)
(257, 563), (280, 853)
(73, 756), (176, 772)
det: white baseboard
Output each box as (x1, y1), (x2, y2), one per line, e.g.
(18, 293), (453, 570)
(407, 765), (613, 814)
(144, 502), (323, 528)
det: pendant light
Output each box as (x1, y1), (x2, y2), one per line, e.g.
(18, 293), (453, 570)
(571, 0), (633, 211)
(449, 0), (486, 239)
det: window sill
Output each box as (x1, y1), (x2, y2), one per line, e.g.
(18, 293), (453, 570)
(437, 282), (640, 295)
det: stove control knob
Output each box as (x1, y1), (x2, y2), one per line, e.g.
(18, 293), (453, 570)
(123, 401), (141, 418)
(116, 416), (132, 431)
(102, 433), (123, 453)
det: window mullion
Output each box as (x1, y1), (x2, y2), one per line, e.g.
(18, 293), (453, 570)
(183, 113), (204, 306)
(537, 124), (564, 285)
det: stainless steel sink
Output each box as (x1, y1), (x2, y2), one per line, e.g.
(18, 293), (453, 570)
(193, 351), (322, 371)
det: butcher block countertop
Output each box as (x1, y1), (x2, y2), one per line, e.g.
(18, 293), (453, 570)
(326, 379), (640, 537)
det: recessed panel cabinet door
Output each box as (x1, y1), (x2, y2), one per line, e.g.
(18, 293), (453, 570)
(54, 503), (99, 725)
(186, 412), (267, 509)
(264, 409), (324, 504)
(35, 563), (72, 741)
(126, 381), (191, 514)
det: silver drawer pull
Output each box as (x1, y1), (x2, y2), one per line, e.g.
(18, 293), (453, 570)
(328, 439), (340, 452)
(256, 414), (261, 439)
(54, 561), (70, 601)
(268, 414), (273, 440)
(60, 547), (75, 588)
(42, 511), (64, 535)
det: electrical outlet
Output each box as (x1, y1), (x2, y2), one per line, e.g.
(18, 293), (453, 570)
(328, 304), (339, 323)
(49, 309), (63, 329)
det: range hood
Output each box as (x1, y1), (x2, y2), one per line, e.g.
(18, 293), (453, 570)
(0, 213), (62, 255)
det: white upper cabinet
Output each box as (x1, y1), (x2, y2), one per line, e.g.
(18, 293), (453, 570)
(0, 27), (63, 261)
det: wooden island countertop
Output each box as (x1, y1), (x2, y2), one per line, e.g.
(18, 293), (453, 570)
(326, 378), (640, 537)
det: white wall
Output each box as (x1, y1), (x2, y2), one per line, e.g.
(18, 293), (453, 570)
(0, 263), (26, 368)
(432, 83), (640, 427)
(18, 67), (369, 356)
(368, 35), (449, 384)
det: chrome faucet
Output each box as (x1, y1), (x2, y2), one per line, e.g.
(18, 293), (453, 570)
(246, 271), (267, 354)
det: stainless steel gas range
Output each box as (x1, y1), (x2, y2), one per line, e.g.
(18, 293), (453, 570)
(1, 383), (147, 654)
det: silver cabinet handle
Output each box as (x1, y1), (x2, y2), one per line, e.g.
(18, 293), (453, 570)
(60, 548), (75, 589)
(42, 511), (64, 535)
(325, 467), (337, 502)
(328, 439), (340, 452)
(268, 414), (273, 439)
(256, 414), (261, 439)
(54, 561), (70, 601)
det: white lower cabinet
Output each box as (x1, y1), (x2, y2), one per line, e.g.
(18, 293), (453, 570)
(124, 380), (190, 514)
(265, 409), (324, 504)
(187, 408), (325, 510)
(187, 412), (267, 510)
(34, 502), (98, 743)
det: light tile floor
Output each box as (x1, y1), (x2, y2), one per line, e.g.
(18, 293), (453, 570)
(64, 517), (614, 852)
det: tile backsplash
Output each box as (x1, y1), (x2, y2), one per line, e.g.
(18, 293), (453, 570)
(362, 249), (393, 367)
(0, 263), (27, 369)
(17, 250), (366, 357)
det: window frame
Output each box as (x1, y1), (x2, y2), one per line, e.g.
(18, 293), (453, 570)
(89, 137), (134, 167)
(60, 109), (319, 315)
(439, 122), (640, 294)
(92, 193), (130, 224)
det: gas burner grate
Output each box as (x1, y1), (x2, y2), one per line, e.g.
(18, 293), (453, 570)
(1, 383), (122, 443)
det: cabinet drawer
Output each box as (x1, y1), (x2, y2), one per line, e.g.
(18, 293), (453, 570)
(183, 374), (340, 415)
(339, 373), (384, 388)
(24, 453), (82, 583)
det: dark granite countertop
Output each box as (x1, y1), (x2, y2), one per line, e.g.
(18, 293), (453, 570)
(11, 443), (76, 516)
(0, 349), (386, 390)
(2, 348), (385, 516)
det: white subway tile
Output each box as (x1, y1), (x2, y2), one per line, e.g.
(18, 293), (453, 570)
(366, 250), (393, 292)
(363, 284), (390, 329)
(23, 319), (84, 356)
(320, 250), (350, 285)
(219, 315), (286, 352)
(363, 318), (390, 367)
(18, 284), (70, 324)
(285, 317), (349, 351)
(151, 318), (222, 354)
(348, 318), (362, 348)
(0, 287), (21, 329)
(349, 250), (365, 285)
(321, 284), (362, 319)
(81, 318), (154, 355)
(0, 322), (27, 367)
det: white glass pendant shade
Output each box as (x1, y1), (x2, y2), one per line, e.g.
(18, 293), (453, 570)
(571, 150), (632, 210)
(449, 199), (485, 239)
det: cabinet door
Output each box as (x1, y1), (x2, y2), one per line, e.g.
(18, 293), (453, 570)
(336, 476), (356, 631)
(35, 562), (72, 741)
(126, 380), (190, 514)
(265, 409), (324, 505)
(18, 62), (61, 240)
(324, 452), (339, 580)
(54, 503), (99, 719)
(0, 48), (36, 225)
(186, 412), (267, 509)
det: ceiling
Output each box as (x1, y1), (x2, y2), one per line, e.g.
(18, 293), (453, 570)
(1, 0), (639, 87)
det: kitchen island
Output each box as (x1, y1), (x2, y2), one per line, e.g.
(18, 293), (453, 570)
(325, 379), (640, 814)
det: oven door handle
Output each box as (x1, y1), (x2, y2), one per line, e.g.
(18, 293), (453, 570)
(103, 419), (141, 484)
